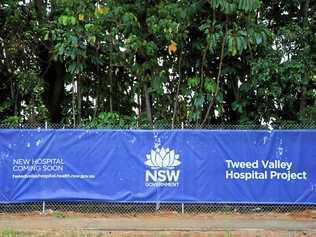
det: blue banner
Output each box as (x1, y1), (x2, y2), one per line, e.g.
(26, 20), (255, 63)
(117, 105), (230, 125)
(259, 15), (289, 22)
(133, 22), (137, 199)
(0, 129), (316, 204)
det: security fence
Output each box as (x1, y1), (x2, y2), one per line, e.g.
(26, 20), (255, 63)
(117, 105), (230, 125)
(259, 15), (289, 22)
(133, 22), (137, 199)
(1, 201), (316, 217)
(1, 121), (316, 129)
(0, 122), (316, 217)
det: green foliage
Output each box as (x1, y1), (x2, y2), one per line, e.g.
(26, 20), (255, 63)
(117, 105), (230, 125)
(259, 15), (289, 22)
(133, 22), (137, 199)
(299, 107), (316, 123)
(0, 0), (315, 126)
(2, 116), (22, 125)
(84, 112), (133, 128)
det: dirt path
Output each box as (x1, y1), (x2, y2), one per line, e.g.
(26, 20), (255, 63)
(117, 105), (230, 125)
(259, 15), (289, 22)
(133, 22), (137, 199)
(1, 216), (316, 232)
(1, 212), (316, 236)
(1, 214), (316, 232)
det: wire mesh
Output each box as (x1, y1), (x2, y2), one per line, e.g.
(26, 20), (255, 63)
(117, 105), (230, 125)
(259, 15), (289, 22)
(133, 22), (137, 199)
(1, 202), (316, 218)
(1, 121), (316, 129)
(0, 122), (316, 217)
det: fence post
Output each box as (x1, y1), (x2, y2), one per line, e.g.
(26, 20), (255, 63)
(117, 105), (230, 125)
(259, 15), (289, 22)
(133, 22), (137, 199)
(42, 201), (46, 215)
(181, 121), (185, 214)
(42, 121), (48, 214)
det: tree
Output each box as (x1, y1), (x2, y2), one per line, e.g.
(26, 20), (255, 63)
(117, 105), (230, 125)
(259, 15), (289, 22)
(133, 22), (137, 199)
(0, 0), (315, 126)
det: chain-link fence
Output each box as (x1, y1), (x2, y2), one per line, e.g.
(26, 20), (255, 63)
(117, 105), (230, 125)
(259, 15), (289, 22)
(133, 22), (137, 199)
(1, 121), (316, 129)
(2, 201), (316, 218)
(1, 122), (316, 218)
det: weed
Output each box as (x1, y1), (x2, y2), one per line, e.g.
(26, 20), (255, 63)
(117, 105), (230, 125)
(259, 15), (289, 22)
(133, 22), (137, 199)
(0, 229), (28, 237)
(224, 231), (232, 237)
(52, 210), (66, 219)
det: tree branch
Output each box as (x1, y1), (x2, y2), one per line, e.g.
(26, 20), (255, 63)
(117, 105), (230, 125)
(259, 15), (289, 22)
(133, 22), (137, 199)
(201, 33), (225, 126)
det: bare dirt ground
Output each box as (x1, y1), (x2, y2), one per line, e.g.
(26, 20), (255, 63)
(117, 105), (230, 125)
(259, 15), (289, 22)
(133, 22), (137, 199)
(1, 210), (316, 236)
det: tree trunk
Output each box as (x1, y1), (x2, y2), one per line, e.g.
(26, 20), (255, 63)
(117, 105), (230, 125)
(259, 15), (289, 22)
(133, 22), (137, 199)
(109, 66), (113, 113)
(143, 83), (153, 126)
(35, 0), (66, 123)
(77, 76), (82, 123)
(72, 78), (76, 126)
(201, 34), (226, 126)
(94, 70), (100, 118)
(299, 0), (310, 113)
(171, 54), (182, 128)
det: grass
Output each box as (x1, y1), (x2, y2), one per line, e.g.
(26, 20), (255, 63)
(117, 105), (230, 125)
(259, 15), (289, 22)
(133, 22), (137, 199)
(0, 229), (102, 237)
(0, 229), (35, 237)
(224, 231), (232, 237)
(51, 210), (66, 219)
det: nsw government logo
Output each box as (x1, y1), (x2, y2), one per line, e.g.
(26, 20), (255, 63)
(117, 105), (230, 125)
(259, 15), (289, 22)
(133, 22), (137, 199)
(144, 147), (181, 187)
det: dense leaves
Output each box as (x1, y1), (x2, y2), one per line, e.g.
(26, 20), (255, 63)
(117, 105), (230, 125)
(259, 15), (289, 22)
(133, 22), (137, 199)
(0, 0), (315, 126)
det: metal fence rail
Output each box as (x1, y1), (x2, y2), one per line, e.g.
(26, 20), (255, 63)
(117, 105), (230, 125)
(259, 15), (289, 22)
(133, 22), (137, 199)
(0, 123), (316, 217)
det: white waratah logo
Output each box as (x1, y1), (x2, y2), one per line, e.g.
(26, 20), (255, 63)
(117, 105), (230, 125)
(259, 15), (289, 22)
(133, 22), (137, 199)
(145, 148), (181, 169)
(144, 147), (181, 187)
